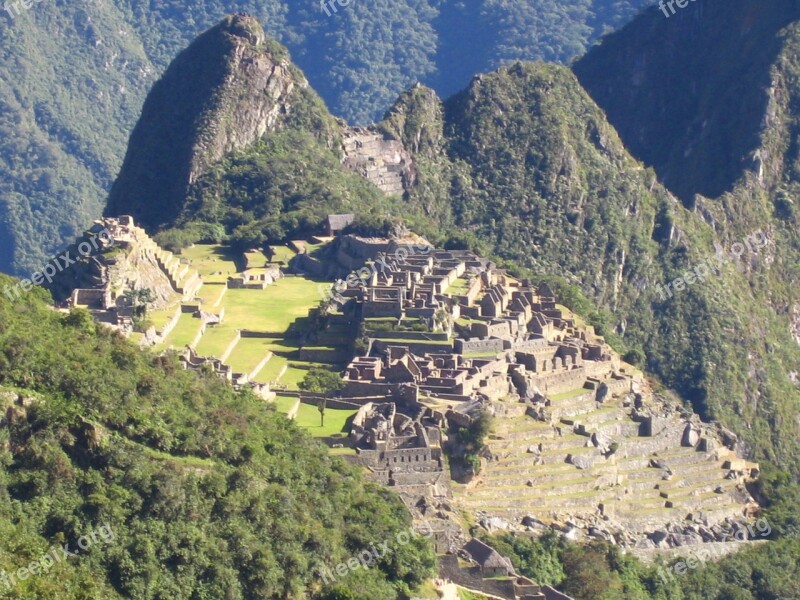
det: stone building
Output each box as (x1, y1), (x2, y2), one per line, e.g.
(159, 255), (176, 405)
(463, 539), (515, 577)
(350, 402), (445, 486)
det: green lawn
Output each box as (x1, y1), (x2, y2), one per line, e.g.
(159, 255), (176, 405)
(373, 337), (453, 347)
(222, 278), (321, 332)
(268, 245), (297, 264)
(257, 355), (290, 385)
(329, 447), (357, 456)
(445, 277), (473, 296)
(458, 589), (490, 599)
(154, 269), (348, 390)
(550, 387), (591, 401)
(293, 403), (356, 437)
(147, 307), (178, 331)
(243, 250), (267, 270)
(191, 277), (326, 377)
(195, 327), (240, 359)
(196, 283), (227, 307)
(280, 361), (343, 389)
(272, 395), (300, 414)
(179, 244), (240, 282)
(158, 313), (203, 350)
(226, 338), (273, 375)
(271, 397), (356, 439)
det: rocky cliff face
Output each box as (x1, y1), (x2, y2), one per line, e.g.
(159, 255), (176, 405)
(573, 0), (800, 204)
(106, 15), (309, 229)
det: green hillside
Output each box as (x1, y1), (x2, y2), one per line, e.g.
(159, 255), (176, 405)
(0, 275), (435, 599)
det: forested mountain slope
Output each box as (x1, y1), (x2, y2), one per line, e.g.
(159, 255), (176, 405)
(572, 0), (800, 465)
(573, 0), (800, 203)
(0, 0), (653, 276)
(0, 276), (435, 599)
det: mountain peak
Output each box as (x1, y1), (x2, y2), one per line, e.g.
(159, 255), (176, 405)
(105, 16), (307, 229)
(218, 13), (266, 44)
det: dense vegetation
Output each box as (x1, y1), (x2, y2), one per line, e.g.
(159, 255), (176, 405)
(0, 0), (654, 276)
(0, 276), (435, 598)
(445, 410), (493, 478)
(574, 0), (800, 203)
(483, 526), (800, 600)
(160, 130), (431, 251)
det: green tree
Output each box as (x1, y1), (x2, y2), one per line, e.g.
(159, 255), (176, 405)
(300, 368), (344, 395)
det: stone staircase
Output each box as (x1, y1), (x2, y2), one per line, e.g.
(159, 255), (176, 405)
(136, 231), (202, 300)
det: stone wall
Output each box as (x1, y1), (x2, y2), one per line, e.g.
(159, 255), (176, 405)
(373, 340), (454, 356)
(405, 307), (437, 319)
(478, 373), (512, 400)
(455, 338), (505, 355)
(339, 235), (392, 261)
(472, 320), (511, 339)
(364, 330), (449, 342)
(240, 330), (281, 339)
(341, 128), (415, 196)
(363, 300), (403, 319)
(294, 253), (326, 277)
(532, 366), (587, 395)
(189, 322), (207, 350)
(219, 331), (242, 363)
(158, 306), (183, 337)
(298, 347), (350, 362)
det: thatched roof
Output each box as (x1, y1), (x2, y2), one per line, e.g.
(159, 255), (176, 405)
(327, 213), (355, 232)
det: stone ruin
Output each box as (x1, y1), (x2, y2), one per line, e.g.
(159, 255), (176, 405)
(327, 235), (761, 558)
(351, 402), (446, 487)
(341, 128), (415, 196)
(60, 216), (204, 331)
(180, 346), (274, 400)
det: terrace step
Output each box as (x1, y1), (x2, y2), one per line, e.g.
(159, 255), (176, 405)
(248, 352), (273, 382)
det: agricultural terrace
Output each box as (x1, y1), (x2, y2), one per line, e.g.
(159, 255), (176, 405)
(153, 243), (351, 391)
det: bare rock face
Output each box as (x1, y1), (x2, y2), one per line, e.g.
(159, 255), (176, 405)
(186, 21), (298, 187)
(106, 15), (307, 229)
